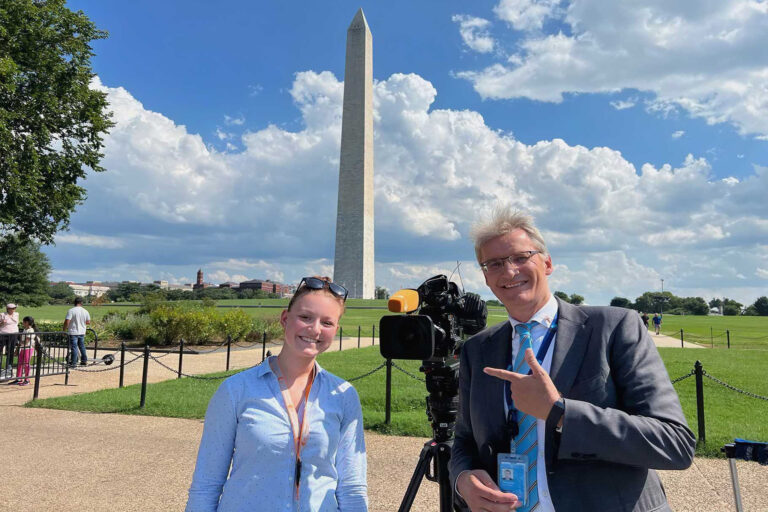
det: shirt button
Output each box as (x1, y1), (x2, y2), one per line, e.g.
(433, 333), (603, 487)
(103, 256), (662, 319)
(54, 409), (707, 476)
(542, 490), (549, 498)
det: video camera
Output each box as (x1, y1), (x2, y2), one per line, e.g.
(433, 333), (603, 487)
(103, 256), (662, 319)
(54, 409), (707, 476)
(379, 275), (487, 443)
(379, 274), (487, 361)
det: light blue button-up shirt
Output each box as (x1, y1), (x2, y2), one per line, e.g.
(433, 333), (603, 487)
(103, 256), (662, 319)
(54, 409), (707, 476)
(186, 357), (368, 511)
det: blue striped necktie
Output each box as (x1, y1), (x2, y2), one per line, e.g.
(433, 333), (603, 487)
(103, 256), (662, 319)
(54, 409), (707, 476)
(513, 321), (539, 511)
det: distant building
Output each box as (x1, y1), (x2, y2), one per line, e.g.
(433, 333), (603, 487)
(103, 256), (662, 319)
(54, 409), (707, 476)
(219, 281), (240, 289)
(193, 269), (213, 290)
(67, 282), (111, 298)
(239, 279), (286, 295)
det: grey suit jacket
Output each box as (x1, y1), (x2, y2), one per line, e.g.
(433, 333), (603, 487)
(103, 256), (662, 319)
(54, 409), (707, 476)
(449, 299), (696, 512)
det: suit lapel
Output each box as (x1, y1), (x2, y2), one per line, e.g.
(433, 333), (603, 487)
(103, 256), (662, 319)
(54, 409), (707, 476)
(550, 298), (591, 395)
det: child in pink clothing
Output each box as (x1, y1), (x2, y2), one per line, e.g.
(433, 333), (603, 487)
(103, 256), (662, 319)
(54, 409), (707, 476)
(16, 316), (38, 386)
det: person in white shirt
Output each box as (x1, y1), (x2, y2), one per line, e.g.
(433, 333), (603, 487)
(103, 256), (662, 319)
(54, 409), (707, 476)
(64, 297), (91, 366)
(1, 303), (20, 376)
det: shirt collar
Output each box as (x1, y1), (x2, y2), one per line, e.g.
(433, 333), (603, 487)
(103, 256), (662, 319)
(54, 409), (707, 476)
(253, 355), (325, 379)
(507, 294), (559, 331)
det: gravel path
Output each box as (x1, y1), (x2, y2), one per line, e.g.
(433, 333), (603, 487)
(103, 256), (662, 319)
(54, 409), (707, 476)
(0, 343), (764, 511)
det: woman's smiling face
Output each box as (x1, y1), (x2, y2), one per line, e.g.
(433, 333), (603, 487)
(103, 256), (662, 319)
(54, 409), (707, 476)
(280, 292), (343, 362)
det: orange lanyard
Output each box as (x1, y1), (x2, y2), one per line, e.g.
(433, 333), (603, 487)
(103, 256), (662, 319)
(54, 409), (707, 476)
(269, 358), (316, 500)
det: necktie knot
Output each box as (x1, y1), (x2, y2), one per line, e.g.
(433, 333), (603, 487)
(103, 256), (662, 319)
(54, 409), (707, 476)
(515, 321), (538, 338)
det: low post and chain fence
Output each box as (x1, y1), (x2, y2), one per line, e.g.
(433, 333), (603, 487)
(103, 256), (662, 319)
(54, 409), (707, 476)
(670, 360), (768, 445)
(667, 327), (768, 350)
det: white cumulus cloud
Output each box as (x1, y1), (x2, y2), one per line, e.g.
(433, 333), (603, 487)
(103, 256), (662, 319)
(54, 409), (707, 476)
(452, 15), (496, 53)
(457, 0), (768, 138)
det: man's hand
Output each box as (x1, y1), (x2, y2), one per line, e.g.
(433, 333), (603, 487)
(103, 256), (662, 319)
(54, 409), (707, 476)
(484, 348), (560, 420)
(456, 470), (521, 511)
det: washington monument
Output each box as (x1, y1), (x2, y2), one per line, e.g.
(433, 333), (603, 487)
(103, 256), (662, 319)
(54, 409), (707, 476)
(333, 8), (374, 299)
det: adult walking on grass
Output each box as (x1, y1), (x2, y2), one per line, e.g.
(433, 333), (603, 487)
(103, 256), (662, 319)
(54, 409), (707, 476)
(186, 276), (368, 511)
(64, 297), (90, 367)
(653, 313), (662, 335)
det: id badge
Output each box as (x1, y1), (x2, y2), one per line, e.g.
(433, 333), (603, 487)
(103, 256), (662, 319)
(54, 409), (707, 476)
(497, 453), (527, 506)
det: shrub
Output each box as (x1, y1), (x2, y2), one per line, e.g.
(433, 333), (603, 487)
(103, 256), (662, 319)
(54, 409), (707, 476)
(217, 309), (252, 341)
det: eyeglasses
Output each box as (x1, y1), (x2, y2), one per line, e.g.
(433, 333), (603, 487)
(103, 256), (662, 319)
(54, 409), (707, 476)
(480, 250), (541, 274)
(298, 277), (349, 301)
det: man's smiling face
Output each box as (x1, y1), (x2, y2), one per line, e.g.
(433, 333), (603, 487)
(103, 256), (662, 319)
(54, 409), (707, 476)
(479, 228), (553, 322)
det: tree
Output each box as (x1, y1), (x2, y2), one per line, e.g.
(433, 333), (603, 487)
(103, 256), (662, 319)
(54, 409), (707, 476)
(568, 294), (584, 305)
(709, 298), (723, 309)
(375, 286), (389, 300)
(751, 296), (768, 316)
(722, 298), (743, 316)
(0, 234), (51, 306)
(48, 281), (75, 303)
(1, 0), (113, 243)
(553, 291), (570, 303)
(610, 297), (632, 308)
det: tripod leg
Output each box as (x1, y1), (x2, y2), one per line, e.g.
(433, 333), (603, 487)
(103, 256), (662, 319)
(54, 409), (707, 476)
(398, 442), (435, 512)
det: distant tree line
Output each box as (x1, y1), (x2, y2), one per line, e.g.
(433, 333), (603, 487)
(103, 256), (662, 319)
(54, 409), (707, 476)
(610, 292), (768, 316)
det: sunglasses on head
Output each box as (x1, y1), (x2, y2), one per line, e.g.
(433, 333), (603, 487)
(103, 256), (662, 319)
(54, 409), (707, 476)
(298, 277), (349, 301)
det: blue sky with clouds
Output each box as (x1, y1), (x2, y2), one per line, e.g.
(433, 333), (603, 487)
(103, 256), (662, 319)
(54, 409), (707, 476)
(48, 0), (768, 305)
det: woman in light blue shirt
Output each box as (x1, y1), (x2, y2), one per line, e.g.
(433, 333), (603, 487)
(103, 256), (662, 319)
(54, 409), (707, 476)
(186, 277), (368, 511)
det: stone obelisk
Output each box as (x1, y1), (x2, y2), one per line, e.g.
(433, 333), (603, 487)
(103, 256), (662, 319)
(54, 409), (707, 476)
(333, 8), (374, 299)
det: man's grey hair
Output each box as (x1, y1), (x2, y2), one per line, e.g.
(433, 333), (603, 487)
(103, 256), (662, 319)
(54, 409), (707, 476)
(470, 206), (549, 262)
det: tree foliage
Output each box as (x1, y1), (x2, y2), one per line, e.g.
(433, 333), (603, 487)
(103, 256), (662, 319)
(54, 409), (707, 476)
(0, 234), (51, 306)
(375, 286), (389, 300)
(749, 296), (768, 316)
(610, 297), (632, 308)
(0, 0), (113, 243)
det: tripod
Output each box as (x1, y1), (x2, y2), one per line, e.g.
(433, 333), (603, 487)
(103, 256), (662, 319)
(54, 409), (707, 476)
(397, 438), (455, 512)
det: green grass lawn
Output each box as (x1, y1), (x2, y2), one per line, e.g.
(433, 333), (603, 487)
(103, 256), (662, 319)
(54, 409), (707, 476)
(27, 345), (768, 457)
(659, 314), (768, 349)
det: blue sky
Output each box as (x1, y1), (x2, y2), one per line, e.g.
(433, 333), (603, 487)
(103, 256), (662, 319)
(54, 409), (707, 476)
(48, 0), (768, 306)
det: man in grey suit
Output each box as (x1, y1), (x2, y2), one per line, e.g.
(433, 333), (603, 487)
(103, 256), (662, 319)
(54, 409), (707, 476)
(450, 207), (695, 511)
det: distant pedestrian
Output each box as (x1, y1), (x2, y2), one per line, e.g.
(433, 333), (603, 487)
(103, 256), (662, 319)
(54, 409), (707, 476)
(64, 297), (91, 366)
(1, 303), (20, 376)
(13, 316), (39, 386)
(641, 312), (650, 329)
(653, 313), (662, 335)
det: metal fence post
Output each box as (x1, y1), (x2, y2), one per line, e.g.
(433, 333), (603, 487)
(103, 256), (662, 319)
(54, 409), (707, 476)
(92, 330), (99, 360)
(680, 329), (684, 348)
(694, 360), (706, 444)
(385, 358), (393, 425)
(727, 330), (731, 349)
(357, 326), (361, 348)
(64, 333), (70, 386)
(119, 341), (125, 388)
(178, 338), (184, 379)
(339, 327), (343, 351)
(372, 325), (375, 346)
(710, 327), (713, 348)
(33, 341), (43, 400)
(226, 335), (232, 371)
(262, 331), (267, 362)
(140, 342), (149, 408)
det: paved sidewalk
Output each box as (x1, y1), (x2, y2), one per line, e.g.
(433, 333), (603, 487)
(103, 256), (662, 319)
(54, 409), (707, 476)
(1, 344), (764, 511)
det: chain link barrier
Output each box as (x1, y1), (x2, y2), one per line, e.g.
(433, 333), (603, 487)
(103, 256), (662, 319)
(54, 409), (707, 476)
(702, 370), (768, 402)
(670, 370), (695, 384)
(69, 354), (144, 373)
(147, 352), (253, 380)
(347, 363), (386, 382)
(391, 362), (425, 382)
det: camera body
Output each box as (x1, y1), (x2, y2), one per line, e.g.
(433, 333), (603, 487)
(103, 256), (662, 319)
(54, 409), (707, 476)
(379, 275), (487, 361)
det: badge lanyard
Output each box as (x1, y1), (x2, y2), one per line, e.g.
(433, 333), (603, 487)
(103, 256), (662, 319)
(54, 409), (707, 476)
(269, 357), (316, 500)
(504, 313), (559, 449)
